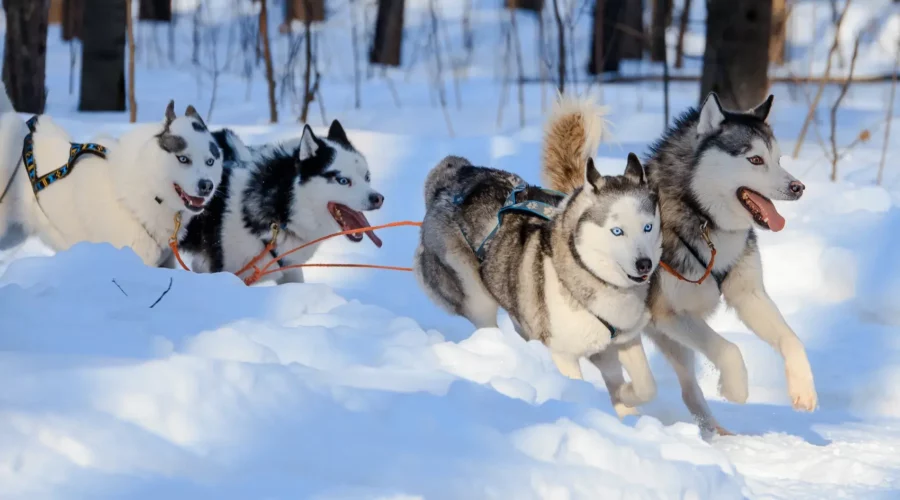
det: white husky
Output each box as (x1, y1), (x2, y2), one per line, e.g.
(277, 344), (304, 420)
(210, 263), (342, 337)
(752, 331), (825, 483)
(0, 96), (224, 267)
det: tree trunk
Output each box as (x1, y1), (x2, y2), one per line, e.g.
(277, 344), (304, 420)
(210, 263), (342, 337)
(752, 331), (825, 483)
(61, 0), (84, 41)
(650, 0), (671, 62)
(588, 0), (626, 74)
(287, 0), (325, 23)
(770, 0), (787, 66)
(700, 0), (772, 110)
(139, 0), (171, 22)
(674, 0), (691, 68)
(370, 0), (404, 66)
(49, 0), (62, 23)
(78, 0), (126, 112)
(260, 0), (278, 122)
(505, 0), (543, 12)
(126, 0), (136, 121)
(618, 0), (644, 60)
(2, 0), (50, 114)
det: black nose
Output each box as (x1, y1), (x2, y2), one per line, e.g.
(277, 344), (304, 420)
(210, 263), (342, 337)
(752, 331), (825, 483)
(369, 192), (384, 209)
(789, 180), (805, 197)
(635, 258), (652, 275)
(197, 179), (214, 197)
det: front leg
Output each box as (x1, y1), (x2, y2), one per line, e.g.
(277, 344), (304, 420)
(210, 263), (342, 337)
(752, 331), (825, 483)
(722, 246), (817, 411)
(275, 266), (305, 285)
(590, 347), (639, 418)
(614, 335), (657, 407)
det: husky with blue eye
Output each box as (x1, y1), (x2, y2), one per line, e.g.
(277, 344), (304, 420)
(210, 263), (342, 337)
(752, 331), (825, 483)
(413, 96), (663, 417)
(180, 120), (385, 284)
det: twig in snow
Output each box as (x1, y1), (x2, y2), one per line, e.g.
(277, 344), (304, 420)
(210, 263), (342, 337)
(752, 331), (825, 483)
(149, 277), (174, 309)
(829, 27), (863, 182)
(111, 279), (128, 297)
(878, 39), (900, 186)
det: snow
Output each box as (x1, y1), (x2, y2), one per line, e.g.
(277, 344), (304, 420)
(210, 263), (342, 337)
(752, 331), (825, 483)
(2, 0), (900, 498)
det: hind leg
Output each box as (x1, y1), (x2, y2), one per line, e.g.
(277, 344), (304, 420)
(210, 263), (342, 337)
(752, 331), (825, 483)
(646, 326), (730, 436)
(413, 243), (498, 329)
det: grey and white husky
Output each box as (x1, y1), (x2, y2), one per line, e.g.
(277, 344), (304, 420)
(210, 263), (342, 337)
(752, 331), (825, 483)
(179, 120), (385, 284)
(543, 92), (816, 435)
(413, 97), (663, 417)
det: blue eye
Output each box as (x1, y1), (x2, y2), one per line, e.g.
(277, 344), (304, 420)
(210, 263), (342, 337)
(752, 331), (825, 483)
(336, 176), (351, 186)
(643, 223), (653, 233)
(610, 227), (623, 236)
(205, 158), (214, 166)
(176, 155), (190, 164)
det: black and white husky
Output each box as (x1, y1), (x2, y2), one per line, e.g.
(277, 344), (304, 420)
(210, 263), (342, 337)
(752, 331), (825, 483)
(180, 120), (384, 284)
(413, 96), (663, 417)
(0, 95), (223, 267)
(543, 92), (816, 435)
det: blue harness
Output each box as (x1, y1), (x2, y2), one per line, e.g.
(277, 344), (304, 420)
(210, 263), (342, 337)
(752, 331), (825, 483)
(456, 183), (620, 338)
(21, 115), (109, 195)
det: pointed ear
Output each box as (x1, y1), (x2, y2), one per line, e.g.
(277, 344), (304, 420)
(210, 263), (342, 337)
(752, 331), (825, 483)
(584, 157), (605, 191)
(298, 124), (318, 161)
(185, 105), (208, 130)
(623, 152), (647, 185)
(697, 92), (725, 136)
(750, 94), (774, 121)
(165, 100), (176, 125)
(327, 119), (352, 148)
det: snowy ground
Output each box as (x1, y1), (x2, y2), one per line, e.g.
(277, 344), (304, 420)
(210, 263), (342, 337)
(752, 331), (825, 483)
(2, 1), (900, 499)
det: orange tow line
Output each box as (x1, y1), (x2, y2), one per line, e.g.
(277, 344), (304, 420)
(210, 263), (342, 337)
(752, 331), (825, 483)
(168, 212), (422, 286)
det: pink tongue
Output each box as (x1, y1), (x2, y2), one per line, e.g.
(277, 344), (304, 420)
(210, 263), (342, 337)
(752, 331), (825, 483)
(347, 208), (383, 248)
(746, 191), (786, 231)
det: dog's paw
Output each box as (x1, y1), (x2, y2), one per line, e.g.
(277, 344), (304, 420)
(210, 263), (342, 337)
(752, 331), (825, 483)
(787, 368), (818, 412)
(717, 344), (749, 404)
(613, 402), (640, 419)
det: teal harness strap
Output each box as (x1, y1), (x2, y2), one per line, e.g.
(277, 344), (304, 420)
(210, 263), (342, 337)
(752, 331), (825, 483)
(22, 115), (109, 195)
(467, 184), (562, 262)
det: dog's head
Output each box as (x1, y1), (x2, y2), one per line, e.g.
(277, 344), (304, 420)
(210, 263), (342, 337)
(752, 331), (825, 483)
(154, 101), (223, 215)
(292, 120), (385, 247)
(569, 154), (662, 288)
(691, 92), (805, 232)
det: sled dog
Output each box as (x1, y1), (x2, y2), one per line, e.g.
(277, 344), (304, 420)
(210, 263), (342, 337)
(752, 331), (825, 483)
(0, 99), (223, 267)
(413, 96), (663, 416)
(180, 120), (385, 284)
(542, 92), (816, 434)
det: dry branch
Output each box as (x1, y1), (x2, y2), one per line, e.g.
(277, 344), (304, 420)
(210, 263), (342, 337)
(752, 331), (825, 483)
(259, 0), (278, 123)
(829, 28), (863, 181)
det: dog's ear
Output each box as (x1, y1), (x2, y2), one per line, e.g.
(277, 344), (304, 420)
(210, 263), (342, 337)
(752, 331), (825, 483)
(327, 119), (352, 149)
(623, 152), (647, 185)
(297, 124), (318, 162)
(697, 92), (725, 136)
(164, 100), (176, 125)
(750, 94), (774, 122)
(584, 157), (605, 191)
(184, 105), (208, 131)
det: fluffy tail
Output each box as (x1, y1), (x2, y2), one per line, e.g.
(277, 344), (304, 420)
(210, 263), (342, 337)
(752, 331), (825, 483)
(540, 93), (609, 193)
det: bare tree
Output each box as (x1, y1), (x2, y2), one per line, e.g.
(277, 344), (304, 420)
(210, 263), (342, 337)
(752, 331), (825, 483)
(552, 0), (566, 93)
(829, 30), (862, 181)
(506, 0), (542, 11)
(127, 0), (137, 122)
(61, 0), (84, 40)
(370, 0), (405, 66)
(650, 0), (671, 62)
(288, 0), (325, 23)
(699, 0), (772, 110)
(771, 0), (787, 66)
(673, 0), (691, 68)
(259, 0), (278, 122)
(139, 0), (171, 21)
(299, 0), (322, 123)
(79, 0), (126, 112)
(619, 0), (644, 60)
(3, 0), (51, 113)
(589, 0), (628, 75)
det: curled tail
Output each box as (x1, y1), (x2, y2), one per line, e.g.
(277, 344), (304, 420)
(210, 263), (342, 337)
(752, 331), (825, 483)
(540, 93), (609, 193)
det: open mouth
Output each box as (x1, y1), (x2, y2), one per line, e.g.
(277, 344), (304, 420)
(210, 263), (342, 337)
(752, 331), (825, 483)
(737, 187), (785, 232)
(327, 202), (383, 248)
(627, 274), (650, 284)
(173, 183), (207, 213)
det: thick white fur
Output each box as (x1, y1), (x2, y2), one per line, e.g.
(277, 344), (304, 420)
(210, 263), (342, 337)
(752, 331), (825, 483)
(192, 126), (383, 284)
(0, 101), (223, 266)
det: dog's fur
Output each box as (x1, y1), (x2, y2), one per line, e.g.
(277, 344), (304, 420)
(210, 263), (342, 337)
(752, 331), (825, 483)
(0, 98), (223, 267)
(414, 96), (663, 416)
(542, 92), (817, 435)
(180, 120), (385, 284)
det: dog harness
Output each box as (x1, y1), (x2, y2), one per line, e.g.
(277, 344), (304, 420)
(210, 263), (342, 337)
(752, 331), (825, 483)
(21, 115), (109, 195)
(455, 184), (621, 338)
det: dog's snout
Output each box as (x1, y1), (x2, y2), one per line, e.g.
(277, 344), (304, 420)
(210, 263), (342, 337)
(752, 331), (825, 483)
(635, 258), (652, 276)
(788, 180), (805, 197)
(369, 192), (384, 209)
(197, 179), (214, 197)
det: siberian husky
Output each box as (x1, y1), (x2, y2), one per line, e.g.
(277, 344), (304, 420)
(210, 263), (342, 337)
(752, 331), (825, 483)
(413, 96), (663, 417)
(0, 98), (223, 267)
(180, 120), (385, 284)
(542, 92), (816, 435)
